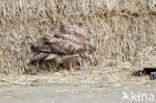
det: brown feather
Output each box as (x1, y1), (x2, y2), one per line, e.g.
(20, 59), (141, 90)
(59, 25), (91, 41)
(30, 25), (96, 66)
(30, 53), (49, 64)
(42, 33), (87, 55)
(31, 45), (51, 53)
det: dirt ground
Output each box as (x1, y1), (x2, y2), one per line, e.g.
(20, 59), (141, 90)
(0, 81), (156, 103)
(0, 72), (156, 103)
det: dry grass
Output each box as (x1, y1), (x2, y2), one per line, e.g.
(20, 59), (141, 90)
(0, 0), (156, 84)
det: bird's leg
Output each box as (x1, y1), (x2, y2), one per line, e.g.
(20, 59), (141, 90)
(62, 60), (73, 72)
(69, 67), (74, 72)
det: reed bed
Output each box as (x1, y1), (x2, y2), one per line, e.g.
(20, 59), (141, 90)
(0, 0), (156, 84)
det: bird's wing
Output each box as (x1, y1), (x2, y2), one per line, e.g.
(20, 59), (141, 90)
(59, 25), (96, 50)
(59, 25), (91, 41)
(47, 34), (86, 55)
(31, 44), (51, 53)
(41, 25), (96, 55)
(32, 32), (87, 56)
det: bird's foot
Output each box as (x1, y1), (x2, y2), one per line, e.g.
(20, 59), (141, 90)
(70, 67), (74, 72)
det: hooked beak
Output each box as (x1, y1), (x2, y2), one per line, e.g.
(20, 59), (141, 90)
(91, 49), (97, 57)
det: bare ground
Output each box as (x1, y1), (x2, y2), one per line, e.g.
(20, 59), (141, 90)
(0, 80), (156, 103)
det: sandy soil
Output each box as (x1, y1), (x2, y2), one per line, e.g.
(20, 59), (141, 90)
(0, 77), (156, 103)
(0, 70), (156, 103)
(0, 83), (156, 103)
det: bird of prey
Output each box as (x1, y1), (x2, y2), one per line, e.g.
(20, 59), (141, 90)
(30, 25), (96, 71)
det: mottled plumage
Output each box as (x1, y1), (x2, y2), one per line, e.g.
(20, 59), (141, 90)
(30, 25), (96, 69)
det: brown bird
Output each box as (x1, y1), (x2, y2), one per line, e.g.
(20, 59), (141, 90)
(30, 25), (96, 71)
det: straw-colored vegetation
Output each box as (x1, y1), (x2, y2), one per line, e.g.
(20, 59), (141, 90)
(0, 0), (156, 84)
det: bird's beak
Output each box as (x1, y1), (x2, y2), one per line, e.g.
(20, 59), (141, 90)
(92, 50), (96, 57)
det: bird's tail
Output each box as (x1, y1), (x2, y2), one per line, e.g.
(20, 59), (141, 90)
(30, 53), (49, 64)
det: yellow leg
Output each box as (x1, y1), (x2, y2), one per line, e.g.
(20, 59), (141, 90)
(70, 67), (74, 72)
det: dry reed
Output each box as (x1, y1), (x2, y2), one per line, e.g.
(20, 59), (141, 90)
(0, 0), (156, 84)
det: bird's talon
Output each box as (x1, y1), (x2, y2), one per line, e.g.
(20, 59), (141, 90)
(70, 67), (74, 72)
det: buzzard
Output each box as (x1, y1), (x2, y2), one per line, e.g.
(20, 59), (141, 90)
(30, 25), (96, 71)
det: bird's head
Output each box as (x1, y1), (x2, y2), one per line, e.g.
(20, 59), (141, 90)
(88, 43), (97, 57)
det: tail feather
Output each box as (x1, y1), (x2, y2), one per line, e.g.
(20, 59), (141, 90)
(30, 53), (49, 64)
